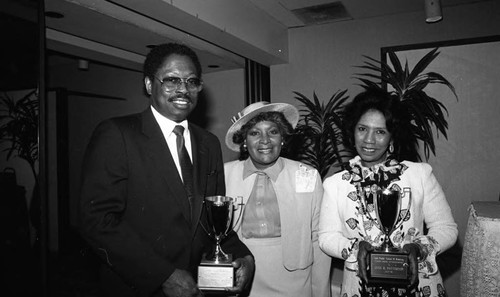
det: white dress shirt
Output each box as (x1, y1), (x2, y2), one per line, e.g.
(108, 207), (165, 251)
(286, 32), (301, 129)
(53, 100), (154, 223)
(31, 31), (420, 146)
(151, 106), (192, 181)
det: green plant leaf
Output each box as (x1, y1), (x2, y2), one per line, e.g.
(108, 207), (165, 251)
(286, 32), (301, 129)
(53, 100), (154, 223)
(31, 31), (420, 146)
(289, 90), (350, 178)
(0, 90), (39, 178)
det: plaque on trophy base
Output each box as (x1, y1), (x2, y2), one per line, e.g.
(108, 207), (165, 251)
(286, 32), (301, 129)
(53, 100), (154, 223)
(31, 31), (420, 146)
(198, 254), (234, 290)
(368, 250), (410, 286)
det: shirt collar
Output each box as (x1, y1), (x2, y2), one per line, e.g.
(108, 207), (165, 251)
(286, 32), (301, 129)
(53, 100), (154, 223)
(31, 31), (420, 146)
(242, 157), (284, 182)
(151, 106), (189, 135)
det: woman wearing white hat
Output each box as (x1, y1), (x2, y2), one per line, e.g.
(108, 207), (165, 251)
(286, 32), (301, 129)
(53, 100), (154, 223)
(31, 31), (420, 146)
(224, 101), (331, 297)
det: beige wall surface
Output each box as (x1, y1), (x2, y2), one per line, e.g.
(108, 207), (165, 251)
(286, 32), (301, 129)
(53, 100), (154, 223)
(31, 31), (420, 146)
(200, 69), (245, 163)
(269, 2), (500, 296)
(396, 41), (500, 297)
(49, 57), (147, 231)
(271, 1), (500, 103)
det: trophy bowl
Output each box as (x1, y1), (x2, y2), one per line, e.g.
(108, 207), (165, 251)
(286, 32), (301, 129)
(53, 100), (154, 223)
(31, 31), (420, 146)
(204, 195), (234, 263)
(375, 187), (401, 251)
(367, 187), (410, 287)
(198, 195), (235, 290)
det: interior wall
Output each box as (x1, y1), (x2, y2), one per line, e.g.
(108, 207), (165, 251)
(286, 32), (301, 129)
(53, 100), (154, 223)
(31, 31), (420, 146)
(393, 40), (500, 236)
(48, 57), (147, 231)
(201, 69), (246, 163)
(269, 2), (500, 296)
(271, 1), (500, 103)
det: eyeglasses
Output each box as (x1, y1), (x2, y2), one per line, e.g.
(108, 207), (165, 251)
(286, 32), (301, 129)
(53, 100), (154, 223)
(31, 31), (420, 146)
(154, 76), (203, 92)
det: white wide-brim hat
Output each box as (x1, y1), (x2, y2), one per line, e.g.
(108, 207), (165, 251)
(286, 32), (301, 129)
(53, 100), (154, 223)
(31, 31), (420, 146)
(225, 101), (299, 152)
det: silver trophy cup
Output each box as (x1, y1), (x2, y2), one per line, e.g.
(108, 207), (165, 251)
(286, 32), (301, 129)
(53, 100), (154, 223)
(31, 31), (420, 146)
(367, 187), (411, 287)
(198, 195), (236, 290)
(204, 195), (234, 263)
(374, 187), (402, 252)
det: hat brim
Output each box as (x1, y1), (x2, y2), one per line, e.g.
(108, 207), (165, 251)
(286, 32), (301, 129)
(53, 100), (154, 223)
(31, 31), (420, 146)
(225, 103), (299, 152)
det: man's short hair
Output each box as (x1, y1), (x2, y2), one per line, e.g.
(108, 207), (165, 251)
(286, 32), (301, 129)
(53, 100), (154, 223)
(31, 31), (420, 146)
(143, 43), (202, 80)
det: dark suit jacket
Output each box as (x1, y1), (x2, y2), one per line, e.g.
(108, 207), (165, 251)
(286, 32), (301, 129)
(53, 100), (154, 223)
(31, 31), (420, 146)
(79, 108), (250, 297)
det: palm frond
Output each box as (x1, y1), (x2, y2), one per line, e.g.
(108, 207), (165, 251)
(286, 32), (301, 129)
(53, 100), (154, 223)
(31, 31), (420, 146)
(0, 90), (39, 179)
(406, 48), (439, 83)
(288, 90), (350, 178)
(387, 51), (405, 85)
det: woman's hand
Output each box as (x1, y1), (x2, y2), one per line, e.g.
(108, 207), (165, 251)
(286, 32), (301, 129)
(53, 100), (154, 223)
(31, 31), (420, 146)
(357, 240), (374, 283)
(402, 243), (421, 288)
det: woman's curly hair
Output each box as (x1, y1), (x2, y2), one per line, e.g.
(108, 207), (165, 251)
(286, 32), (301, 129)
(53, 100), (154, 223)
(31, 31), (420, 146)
(342, 88), (406, 160)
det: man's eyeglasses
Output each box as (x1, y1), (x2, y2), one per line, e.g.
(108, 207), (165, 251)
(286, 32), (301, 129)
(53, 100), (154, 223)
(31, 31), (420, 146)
(154, 76), (203, 92)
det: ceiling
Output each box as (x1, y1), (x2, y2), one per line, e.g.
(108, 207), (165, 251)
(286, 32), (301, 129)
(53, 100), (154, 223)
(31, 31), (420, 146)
(3, 0), (493, 74)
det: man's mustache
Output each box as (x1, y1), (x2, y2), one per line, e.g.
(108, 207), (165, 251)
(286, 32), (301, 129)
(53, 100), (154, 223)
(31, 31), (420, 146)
(168, 94), (192, 102)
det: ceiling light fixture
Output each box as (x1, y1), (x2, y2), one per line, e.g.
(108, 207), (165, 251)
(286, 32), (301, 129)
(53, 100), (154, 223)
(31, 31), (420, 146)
(425, 0), (443, 23)
(78, 59), (89, 71)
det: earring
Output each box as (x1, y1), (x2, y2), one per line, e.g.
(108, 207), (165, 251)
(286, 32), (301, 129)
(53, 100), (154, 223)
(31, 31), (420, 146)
(389, 144), (394, 153)
(281, 142), (284, 146)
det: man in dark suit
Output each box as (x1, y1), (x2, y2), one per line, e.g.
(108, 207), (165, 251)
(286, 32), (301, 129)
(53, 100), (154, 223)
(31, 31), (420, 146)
(79, 43), (254, 297)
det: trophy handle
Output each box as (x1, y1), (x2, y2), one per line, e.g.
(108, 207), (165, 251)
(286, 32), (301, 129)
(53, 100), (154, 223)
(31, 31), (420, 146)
(231, 196), (244, 230)
(392, 187), (412, 231)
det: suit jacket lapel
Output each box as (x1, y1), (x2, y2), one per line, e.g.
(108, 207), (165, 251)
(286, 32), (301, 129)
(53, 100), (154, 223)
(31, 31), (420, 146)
(141, 109), (192, 224)
(189, 124), (209, 232)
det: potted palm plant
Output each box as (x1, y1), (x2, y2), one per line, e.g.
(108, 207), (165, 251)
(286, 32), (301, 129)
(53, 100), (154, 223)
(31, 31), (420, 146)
(286, 90), (351, 179)
(354, 47), (457, 161)
(0, 89), (39, 251)
(0, 89), (39, 179)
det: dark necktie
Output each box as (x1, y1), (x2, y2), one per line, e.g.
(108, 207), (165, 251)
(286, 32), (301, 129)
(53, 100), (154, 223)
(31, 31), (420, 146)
(173, 125), (194, 207)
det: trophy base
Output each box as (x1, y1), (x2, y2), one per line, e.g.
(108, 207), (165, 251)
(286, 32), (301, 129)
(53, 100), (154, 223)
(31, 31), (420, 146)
(198, 254), (234, 291)
(367, 250), (410, 287)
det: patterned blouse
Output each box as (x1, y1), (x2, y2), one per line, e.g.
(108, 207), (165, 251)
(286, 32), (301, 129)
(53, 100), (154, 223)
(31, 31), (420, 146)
(319, 156), (458, 297)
